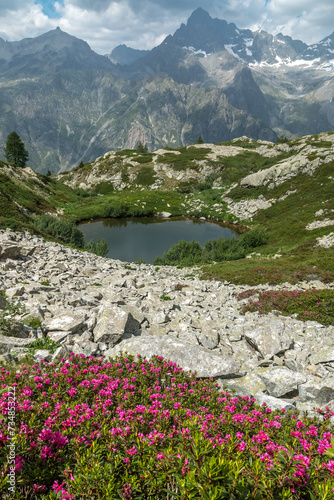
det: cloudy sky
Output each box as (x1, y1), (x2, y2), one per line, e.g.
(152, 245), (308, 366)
(0, 0), (333, 54)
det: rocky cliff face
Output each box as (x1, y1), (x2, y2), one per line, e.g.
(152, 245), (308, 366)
(108, 44), (150, 65)
(0, 10), (334, 174)
(1, 228), (334, 417)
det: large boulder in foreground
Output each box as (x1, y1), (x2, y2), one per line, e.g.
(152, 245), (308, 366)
(258, 367), (307, 398)
(93, 304), (141, 345)
(43, 311), (86, 334)
(244, 320), (293, 359)
(104, 335), (241, 379)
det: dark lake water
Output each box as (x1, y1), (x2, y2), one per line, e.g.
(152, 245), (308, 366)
(78, 217), (239, 264)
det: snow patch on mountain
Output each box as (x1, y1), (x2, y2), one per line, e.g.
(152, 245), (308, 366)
(224, 44), (245, 62)
(183, 46), (209, 57)
(250, 56), (322, 69)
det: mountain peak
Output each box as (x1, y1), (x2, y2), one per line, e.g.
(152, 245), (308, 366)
(187, 8), (212, 25)
(109, 44), (150, 65)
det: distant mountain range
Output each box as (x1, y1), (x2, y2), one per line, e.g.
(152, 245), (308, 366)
(1, 7), (334, 174)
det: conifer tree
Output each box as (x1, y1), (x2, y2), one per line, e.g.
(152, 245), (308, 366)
(5, 131), (29, 167)
(136, 141), (148, 153)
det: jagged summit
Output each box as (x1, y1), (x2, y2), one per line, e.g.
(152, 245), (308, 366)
(0, 26), (116, 77)
(171, 8), (251, 54)
(186, 7), (213, 25)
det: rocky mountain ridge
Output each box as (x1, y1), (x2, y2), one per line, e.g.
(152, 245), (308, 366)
(128, 7), (334, 70)
(56, 131), (334, 224)
(1, 9), (334, 173)
(1, 228), (334, 419)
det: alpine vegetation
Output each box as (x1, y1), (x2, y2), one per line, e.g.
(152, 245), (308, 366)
(1, 354), (334, 499)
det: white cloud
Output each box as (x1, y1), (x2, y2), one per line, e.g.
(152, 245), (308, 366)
(217, 0), (334, 44)
(0, 0), (333, 53)
(0, 3), (55, 41)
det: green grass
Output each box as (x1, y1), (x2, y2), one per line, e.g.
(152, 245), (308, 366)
(254, 162), (334, 252)
(135, 166), (157, 186)
(239, 289), (334, 326)
(63, 190), (187, 222)
(218, 138), (259, 148)
(160, 294), (172, 301)
(23, 316), (42, 329)
(217, 150), (296, 186)
(0, 189), (30, 229)
(197, 158), (334, 286)
(134, 154), (154, 164)
(93, 181), (115, 195)
(157, 146), (213, 171)
(0, 173), (53, 217)
(201, 251), (334, 286)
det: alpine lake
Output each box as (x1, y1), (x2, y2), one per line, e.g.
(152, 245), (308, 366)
(78, 217), (240, 264)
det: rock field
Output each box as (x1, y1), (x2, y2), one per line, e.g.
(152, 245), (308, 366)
(1, 228), (334, 418)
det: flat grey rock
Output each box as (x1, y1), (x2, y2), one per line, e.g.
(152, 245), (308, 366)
(258, 367), (307, 398)
(254, 393), (296, 412)
(309, 346), (334, 365)
(43, 312), (86, 334)
(244, 321), (293, 359)
(104, 335), (241, 379)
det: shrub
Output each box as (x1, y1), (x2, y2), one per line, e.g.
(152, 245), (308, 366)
(154, 229), (268, 267)
(276, 135), (289, 144)
(103, 203), (153, 218)
(1, 354), (334, 499)
(239, 227), (269, 248)
(135, 166), (157, 186)
(0, 299), (26, 336)
(135, 155), (154, 164)
(127, 206), (153, 217)
(241, 289), (334, 326)
(95, 238), (109, 257)
(154, 240), (203, 266)
(103, 203), (128, 218)
(94, 182), (114, 195)
(136, 141), (148, 153)
(84, 238), (109, 257)
(34, 214), (109, 257)
(23, 316), (42, 330)
(34, 214), (85, 248)
(176, 179), (200, 194)
(73, 188), (93, 198)
(121, 167), (129, 183)
(203, 237), (247, 262)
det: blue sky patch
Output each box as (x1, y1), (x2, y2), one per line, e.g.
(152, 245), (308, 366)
(36, 0), (64, 19)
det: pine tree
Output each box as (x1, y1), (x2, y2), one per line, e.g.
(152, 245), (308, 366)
(5, 131), (29, 167)
(136, 141), (148, 153)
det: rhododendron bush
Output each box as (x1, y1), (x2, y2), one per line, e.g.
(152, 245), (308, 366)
(1, 353), (334, 499)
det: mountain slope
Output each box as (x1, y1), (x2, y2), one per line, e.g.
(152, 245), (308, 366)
(1, 132), (333, 288)
(0, 27), (117, 77)
(0, 10), (334, 174)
